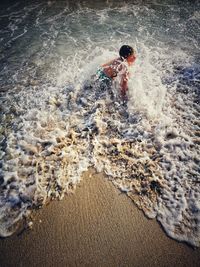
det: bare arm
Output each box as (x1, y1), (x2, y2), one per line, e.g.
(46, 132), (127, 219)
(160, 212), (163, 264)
(120, 71), (129, 99)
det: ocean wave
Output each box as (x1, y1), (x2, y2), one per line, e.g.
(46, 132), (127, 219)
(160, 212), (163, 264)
(0, 0), (199, 247)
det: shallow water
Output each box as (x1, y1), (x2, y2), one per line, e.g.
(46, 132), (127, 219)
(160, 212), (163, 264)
(0, 0), (200, 246)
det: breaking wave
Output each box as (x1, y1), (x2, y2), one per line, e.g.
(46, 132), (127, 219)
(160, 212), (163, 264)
(0, 0), (199, 246)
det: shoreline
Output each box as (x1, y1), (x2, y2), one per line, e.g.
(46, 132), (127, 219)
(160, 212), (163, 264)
(0, 170), (199, 267)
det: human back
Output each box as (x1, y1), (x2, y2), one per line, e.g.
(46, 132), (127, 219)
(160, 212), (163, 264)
(101, 57), (127, 79)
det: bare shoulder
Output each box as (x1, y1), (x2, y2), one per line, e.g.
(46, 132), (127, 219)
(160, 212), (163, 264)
(115, 59), (128, 73)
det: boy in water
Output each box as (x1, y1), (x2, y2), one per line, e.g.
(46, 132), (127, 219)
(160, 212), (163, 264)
(97, 45), (136, 100)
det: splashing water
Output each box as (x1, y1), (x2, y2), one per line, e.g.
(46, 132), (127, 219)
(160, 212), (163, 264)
(0, 0), (200, 246)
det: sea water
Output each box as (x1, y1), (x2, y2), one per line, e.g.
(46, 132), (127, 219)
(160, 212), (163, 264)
(0, 0), (199, 246)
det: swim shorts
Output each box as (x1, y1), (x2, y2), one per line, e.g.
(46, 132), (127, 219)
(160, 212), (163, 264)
(97, 68), (112, 82)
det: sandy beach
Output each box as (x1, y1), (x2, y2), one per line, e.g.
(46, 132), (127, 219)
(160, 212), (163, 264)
(0, 170), (199, 267)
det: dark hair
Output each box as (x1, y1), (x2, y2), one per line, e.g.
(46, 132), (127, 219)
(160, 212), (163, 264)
(119, 45), (134, 60)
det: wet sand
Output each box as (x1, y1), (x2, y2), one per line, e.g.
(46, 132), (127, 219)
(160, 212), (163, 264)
(0, 170), (199, 267)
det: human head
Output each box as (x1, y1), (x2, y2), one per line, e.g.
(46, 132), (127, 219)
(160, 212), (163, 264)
(119, 45), (134, 60)
(119, 45), (136, 66)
